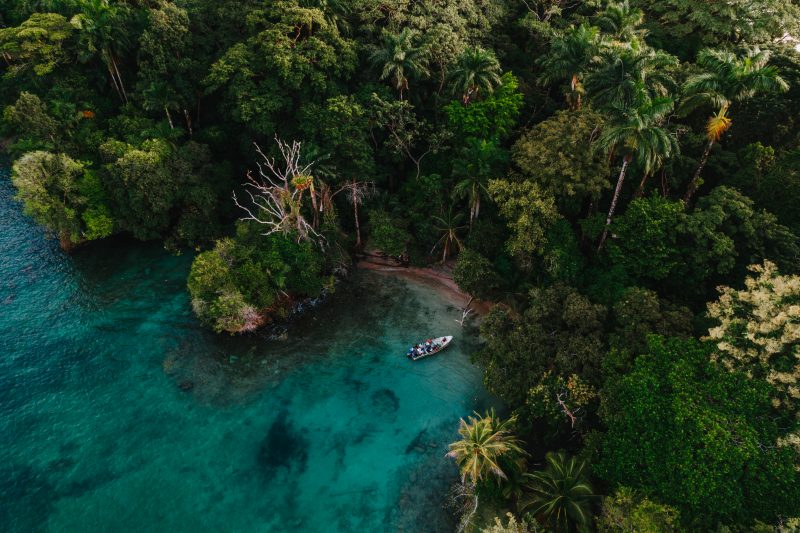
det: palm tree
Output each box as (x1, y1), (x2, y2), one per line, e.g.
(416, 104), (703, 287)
(71, 0), (131, 103)
(450, 47), (502, 104)
(447, 410), (526, 487)
(586, 45), (678, 111)
(595, 0), (647, 43)
(370, 28), (428, 100)
(519, 451), (595, 533)
(538, 24), (604, 109)
(452, 138), (505, 229)
(593, 89), (678, 251)
(430, 207), (467, 263)
(681, 47), (788, 203)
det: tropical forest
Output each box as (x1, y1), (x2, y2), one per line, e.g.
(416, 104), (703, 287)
(1, 0), (800, 531)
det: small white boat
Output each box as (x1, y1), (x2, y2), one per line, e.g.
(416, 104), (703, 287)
(406, 336), (453, 361)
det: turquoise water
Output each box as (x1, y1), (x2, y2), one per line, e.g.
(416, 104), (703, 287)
(0, 165), (494, 532)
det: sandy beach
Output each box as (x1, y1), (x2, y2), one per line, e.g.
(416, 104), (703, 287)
(356, 252), (493, 317)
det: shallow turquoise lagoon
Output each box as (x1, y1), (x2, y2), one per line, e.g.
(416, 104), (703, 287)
(0, 166), (494, 532)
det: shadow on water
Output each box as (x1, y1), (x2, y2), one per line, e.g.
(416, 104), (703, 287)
(257, 410), (310, 480)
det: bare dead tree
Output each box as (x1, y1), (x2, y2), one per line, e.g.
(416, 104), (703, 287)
(556, 391), (577, 428)
(233, 136), (324, 246)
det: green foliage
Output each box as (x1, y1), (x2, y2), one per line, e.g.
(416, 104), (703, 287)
(187, 223), (327, 334)
(631, 0), (800, 57)
(520, 451), (596, 532)
(512, 108), (610, 215)
(679, 186), (799, 281)
(0, 13), (73, 79)
(597, 336), (800, 528)
(488, 179), (559, 261)
(541, 219), (585, 284)
(452, 247), (500, 300)
(11, 150), (112, 246)
(366, 209), (412, 257)
(3, 92), (60, 149)
(100, 138), (221, 244)
(596, 486), (680, 533)
(476, 284), (607, 410)
(606, 195), (683, 282)
(205, 0), (356, 135)
(607, 287), (692, 366)
(445, 72), (523, 140)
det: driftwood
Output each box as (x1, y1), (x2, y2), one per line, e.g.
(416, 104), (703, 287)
(455, 296), (475, 327)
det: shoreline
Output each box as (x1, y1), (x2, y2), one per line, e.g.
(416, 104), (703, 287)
(356, 255), (493, 317)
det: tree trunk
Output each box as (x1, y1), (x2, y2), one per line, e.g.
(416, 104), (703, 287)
(106, 63), (124, 102)
(309, 182), (319, 228)
(183, 108), (193, 136)
(353, 186), (362, 249)
(683, 140), (714, 204)
(110, 54), (127, 104)
(164, 106), (174, 129)
(633, 173), (650, 199)
(196, 96), (201, 128)
(597, 158), (630, 252)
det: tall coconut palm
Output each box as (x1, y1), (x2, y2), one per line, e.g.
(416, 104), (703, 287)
(450, 47), (502, 104)
(71, 0), (131, 103)
(430, 207), (467, 263)
(681, 47), (788, 203)
(519, 451), (595, 533)
(595, 0), (647, 44)
(447, 410), (526, 487)
(538, 24), (605, 109)
(593, 90), (678, 251)
(370, 28), (428, 100)
(586, 45), (678, 111)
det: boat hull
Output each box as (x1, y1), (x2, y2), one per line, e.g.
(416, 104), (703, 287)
(407, 336), (453, 361)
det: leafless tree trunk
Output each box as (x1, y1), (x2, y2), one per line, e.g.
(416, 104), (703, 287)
(109, 54), (127, 104)
(164, 106), (174, 129)
(332, 179), (374, 250)
(597, 157), (630, 252)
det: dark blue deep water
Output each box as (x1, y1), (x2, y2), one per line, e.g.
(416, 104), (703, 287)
(0, 164), (494, 532)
